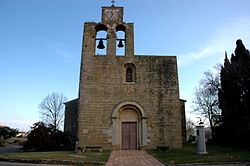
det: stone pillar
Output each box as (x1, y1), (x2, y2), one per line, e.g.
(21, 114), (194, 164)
(82, 22), (96, 58)
(111, 117), (119, 145)
(196, 122), (207, 154)
(125, 23), (134, 57)
(142, 118), (147, 146)
(107, 28), (116, 56)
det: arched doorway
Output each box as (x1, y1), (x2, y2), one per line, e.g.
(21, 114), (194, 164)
(111, 101), (147, 150)
(120, 108), (138, 150)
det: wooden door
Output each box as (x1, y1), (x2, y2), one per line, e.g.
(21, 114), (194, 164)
(122, 122), (137, 150)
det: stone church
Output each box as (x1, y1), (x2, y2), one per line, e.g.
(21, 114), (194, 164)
(64, 4), (186, 150)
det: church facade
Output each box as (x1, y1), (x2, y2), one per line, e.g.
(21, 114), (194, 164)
(64, 5), (186, 150)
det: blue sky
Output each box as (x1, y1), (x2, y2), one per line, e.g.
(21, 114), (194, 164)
(1, 0), (250, 131)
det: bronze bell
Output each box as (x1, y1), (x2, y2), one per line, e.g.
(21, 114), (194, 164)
(117, 39), (124, 48)
(97, 39), (105, 49)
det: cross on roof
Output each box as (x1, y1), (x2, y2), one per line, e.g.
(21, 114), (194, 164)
(111, 0), (115, 6)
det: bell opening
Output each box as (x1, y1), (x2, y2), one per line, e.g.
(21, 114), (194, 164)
(118, 39), (124, 48)
(97, 39), (105, 49)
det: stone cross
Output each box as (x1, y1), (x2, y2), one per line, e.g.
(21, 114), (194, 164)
(111, 0), (115, 6)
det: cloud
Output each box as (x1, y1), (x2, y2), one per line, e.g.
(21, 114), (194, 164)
(178, 16), (250, 122)
(179, 17), (250, 67)
(0, 119), (36, 131)
(43, 41), (77, 59)
(55, 49), (76, 59)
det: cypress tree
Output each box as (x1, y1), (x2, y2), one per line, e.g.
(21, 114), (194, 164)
(219, 39), (250, 145)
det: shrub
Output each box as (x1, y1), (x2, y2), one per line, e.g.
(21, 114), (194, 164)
(23, 122), (70, 151)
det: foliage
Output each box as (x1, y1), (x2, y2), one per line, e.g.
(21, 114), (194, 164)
(193, 70), (222, 138)
(23, 122), (70, 151)
(0, 126), (19, 141)
(39, 92), (67, 131)
(218, 39), (250, 145)
(148, 144), (250, 164)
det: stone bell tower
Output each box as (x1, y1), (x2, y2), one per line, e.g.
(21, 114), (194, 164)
(78, 4), (138, 150)
(80, 5), (134, 58)
(76, 3), (185, 150)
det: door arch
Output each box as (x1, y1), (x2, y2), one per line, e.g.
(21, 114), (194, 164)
(111, 101), (147, 150)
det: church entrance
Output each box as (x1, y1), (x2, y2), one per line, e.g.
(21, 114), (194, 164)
(122, 122), (137, 150)
(111, 101), (147, 150)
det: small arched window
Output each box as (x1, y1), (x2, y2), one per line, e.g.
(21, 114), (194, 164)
(124, 63), (136, 83)
(126, 68), (133, 82)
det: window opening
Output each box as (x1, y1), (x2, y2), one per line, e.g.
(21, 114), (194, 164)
(126, 68), (133, 82)
(96, 30), (107, 55)
(125, 63), (136, 83)
(116, 25), (126, 56)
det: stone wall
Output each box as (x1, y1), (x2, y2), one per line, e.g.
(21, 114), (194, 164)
(64, 99), (78, 147)
(180, 99), (187, 144)
(78, 54), (183, 149)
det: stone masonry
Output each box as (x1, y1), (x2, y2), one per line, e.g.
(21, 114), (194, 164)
(64, 5), (186, 150)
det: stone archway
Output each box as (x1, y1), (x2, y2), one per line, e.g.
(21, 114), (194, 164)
(111, 101), (147, 150)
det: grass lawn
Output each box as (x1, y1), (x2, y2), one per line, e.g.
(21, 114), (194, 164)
(0, 150), (111, 163)
(148, 144), (250, 164)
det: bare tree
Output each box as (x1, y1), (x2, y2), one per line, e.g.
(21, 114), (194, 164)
(39, 93), (67, 131)
(193, 70), (221, 138)
(186, 119), (196, 142)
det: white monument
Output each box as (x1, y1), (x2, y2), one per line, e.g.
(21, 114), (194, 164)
(196, 122), (207, 154)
